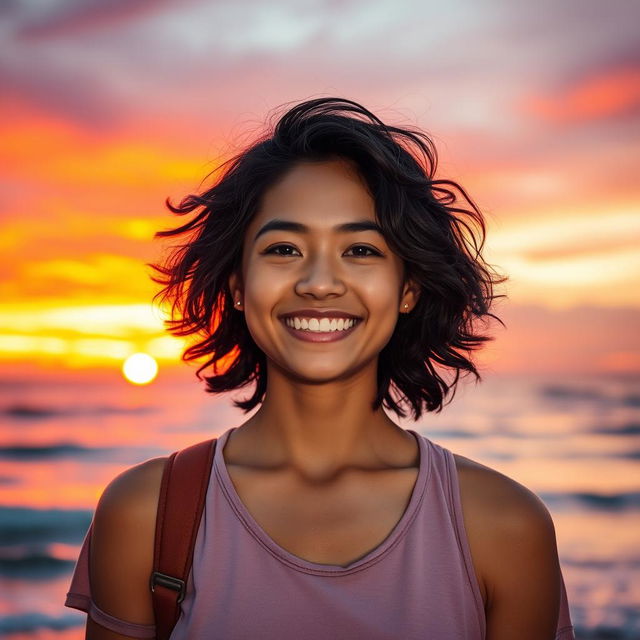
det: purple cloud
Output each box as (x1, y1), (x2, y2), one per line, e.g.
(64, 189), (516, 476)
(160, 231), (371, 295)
(16, 0), (184, 40)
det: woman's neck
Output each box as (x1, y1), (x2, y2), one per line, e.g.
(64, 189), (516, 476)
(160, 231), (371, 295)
(227, 368), (416, 483)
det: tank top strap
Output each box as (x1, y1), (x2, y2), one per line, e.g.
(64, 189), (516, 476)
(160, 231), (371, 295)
(419, 436), (487, 634)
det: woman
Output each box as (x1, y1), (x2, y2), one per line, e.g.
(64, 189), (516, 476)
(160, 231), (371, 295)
(65, 97), (575, 639)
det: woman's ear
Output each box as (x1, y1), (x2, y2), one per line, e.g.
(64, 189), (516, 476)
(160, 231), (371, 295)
(400, 280), (420, 313)
(228, 272), (243, 306)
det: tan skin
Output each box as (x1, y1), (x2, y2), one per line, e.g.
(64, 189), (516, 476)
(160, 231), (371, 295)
(85, 158), (561, 639)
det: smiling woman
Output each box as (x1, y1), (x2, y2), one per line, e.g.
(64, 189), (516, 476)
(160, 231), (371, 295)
(63, 97), (575, 639)
(227, 157), (417, 387)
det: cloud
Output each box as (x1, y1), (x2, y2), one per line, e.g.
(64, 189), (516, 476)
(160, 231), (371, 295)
(484, 303), (640, 374)
(1, 0), (638, 140)
(3, 254), (158, 303)
(15, 0), (181, 40)
(0, 60), (121, 129)
(520, 65), (640, 124)
(489, 210), (640, 256)
(520, 237), (639, 262)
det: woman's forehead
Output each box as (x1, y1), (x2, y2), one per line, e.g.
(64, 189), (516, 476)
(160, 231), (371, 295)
(249, 160), (376, 233)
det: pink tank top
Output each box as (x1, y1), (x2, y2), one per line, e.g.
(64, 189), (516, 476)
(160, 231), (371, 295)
(65, 427), (575, 639)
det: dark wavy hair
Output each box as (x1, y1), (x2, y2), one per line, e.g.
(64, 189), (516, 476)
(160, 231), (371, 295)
(148, 96), (508, 421)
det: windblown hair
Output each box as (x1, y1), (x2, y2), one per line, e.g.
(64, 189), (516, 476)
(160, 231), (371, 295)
(149, 96), (508, 420)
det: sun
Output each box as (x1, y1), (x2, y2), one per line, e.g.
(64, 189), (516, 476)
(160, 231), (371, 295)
(122, 352), (159, 385)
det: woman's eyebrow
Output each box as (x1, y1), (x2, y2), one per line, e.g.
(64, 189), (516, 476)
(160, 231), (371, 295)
(254, 218), (384, 242)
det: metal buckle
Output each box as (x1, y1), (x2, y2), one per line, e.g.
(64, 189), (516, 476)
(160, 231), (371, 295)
(150, 571), (186, 604)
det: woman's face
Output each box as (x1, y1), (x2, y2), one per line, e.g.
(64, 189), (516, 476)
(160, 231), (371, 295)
(230, 157), (418, 383)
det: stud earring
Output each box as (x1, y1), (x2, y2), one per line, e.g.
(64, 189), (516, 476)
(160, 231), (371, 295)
(235, 301), (242, 307)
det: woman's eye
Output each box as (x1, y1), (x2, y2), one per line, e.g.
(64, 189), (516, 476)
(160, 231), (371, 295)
(264, 244), (300, 256)
(347, 245), (381, 257)
(263, 244), (381, 257)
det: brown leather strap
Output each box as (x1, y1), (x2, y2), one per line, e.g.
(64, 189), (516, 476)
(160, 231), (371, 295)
(151, 438), (217, 640)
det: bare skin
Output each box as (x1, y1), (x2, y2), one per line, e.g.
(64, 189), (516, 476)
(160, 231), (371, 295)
(85, 158), (561, 638)
(218, 418), (422, 568)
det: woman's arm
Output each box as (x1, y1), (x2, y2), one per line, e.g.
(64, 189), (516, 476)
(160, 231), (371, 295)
(85, 456), (167, 639)
(456, 456), (562, 640)
(483, 482), (560, 639)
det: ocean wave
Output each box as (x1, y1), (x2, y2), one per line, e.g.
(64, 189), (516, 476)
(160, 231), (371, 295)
(422, 429), (477, 439)
(0, 612), (82, 634)
(0, 506), (91, 545)
(538, 384), (640, 410)
(0, 443), (119, 460)
(538, 384), (607, 401)
(563, 556), (640, 570)
(622, 393), (640, 408)
(615, 449), (640, 460)
(0, 551), (75, 580)
(570, 625), (630, 639)
(592, 422), (640, 436)
(2, 403), (156, 420)
(540, 491), (640, 512)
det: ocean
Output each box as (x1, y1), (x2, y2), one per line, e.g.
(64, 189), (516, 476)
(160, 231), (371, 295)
(1, 366), (638, 639)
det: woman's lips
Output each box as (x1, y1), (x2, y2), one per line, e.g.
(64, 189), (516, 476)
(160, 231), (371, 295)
(280, 318), (361, 343)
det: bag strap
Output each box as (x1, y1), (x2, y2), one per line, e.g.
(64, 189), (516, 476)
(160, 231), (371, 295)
(150, 438), (217, 640)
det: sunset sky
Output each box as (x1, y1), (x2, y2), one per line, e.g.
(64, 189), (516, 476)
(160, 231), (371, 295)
(1, 0), (639, 378)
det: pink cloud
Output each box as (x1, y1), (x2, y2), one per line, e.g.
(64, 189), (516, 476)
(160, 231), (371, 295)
(483, 303), (640, 375)
(521, 66), (640, 124)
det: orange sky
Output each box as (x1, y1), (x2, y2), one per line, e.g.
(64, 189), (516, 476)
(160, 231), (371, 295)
(1, 0), (638, 377)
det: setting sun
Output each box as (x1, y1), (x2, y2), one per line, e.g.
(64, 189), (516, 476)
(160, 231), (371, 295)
(122, 352), (158, 385)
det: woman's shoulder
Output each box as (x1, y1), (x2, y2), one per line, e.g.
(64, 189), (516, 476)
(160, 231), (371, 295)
(88, 455), (170, 626)
(452, 452), (555, 529)
(96, 455), (169, 518)
(451, 452), (560, 619)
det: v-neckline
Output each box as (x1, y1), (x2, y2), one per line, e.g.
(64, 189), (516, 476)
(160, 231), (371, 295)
(213, 426), (431, 576)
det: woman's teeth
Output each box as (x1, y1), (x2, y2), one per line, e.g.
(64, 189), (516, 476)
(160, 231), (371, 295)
(284, 317), (359, 332)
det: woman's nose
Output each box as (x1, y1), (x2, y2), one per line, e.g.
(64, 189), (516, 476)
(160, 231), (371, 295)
(294, 254), (347, 298)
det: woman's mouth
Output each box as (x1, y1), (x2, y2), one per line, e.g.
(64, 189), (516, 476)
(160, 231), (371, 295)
(280, 316), (362, 343)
